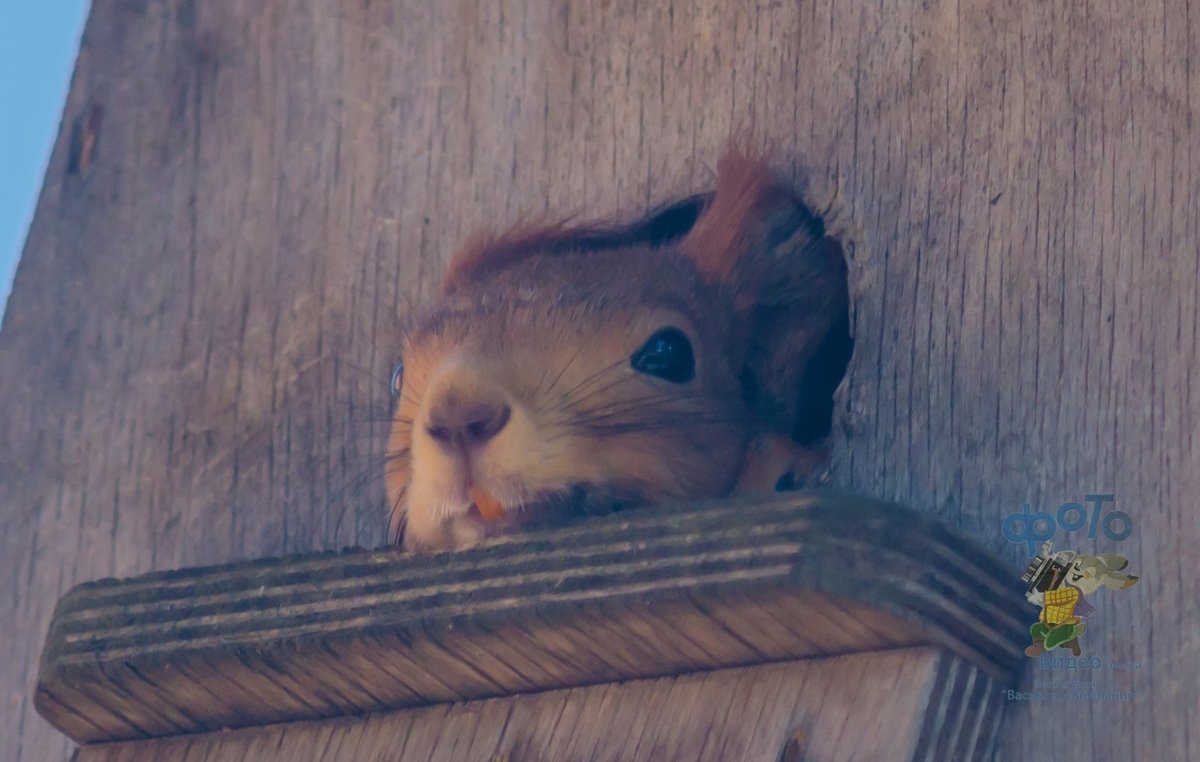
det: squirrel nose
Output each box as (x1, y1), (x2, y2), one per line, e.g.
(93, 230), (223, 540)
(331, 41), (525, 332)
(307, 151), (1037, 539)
(425, 393), (512, 448)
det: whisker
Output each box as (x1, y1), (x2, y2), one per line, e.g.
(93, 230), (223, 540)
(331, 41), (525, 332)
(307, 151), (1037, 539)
(536, 344), (585, 400)
(356, 414), (416, 425)
(335, 358), (392, 386)
(387, 485), (408, 546)
(555, 368), (644, 411)
(563, 387), (749, 425)
(337, 456), (408, 478)
(566, 392), (702, 424)
(541, 368), (638, 420)
(306, 460), (388, 547)
(569, 415), (760, 438)
(332, 397), (401, 428)
(542, 355), (628, 412)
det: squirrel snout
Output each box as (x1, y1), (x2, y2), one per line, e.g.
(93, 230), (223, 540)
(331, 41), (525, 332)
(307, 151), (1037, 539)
(424, 387), (512, 449)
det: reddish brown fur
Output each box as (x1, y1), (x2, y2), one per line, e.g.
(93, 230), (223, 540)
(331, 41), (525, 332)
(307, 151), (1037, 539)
(680, 148), (780, 283)
(387, 147), (849, 552)
(442, 222), (594, 295)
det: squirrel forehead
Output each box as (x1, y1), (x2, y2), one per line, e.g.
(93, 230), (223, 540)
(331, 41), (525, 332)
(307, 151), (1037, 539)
(412, 245), (727, 344)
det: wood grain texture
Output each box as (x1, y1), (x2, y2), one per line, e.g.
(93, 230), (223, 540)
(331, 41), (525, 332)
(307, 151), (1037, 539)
(74, 648), (1004, 762)
(0, 0), (1195, 759)
(34, 493), (1027, 744)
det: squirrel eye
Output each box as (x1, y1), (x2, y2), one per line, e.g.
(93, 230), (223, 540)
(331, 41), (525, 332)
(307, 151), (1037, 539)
(631, 327), (695, 384)
(389, 360), (405, 399)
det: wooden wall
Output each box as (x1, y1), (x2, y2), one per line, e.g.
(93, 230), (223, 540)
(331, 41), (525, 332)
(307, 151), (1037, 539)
(1, 0), (1195, 759)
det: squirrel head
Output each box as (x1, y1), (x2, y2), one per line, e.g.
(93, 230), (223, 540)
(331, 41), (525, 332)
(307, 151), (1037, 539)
(387, 148), (850, 551)
(1068, 554), (1139, 594)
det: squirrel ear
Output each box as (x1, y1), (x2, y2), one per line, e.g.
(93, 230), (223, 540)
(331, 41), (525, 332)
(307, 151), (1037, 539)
(1101, 573), (1139, 590)
(679, 148), (810, 285)
(1096, 553), (1130, 571)
(442, 193), (711, 294)
(680, 147), (852, 444)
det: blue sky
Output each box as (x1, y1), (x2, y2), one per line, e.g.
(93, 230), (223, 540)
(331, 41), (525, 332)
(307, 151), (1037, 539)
(1, 3), (90, 319)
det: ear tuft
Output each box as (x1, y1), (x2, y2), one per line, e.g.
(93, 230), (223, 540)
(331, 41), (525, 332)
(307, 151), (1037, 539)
(682, 146), (852, 445)
(441, 195), (712, 295)
(680, 147), (796, 282)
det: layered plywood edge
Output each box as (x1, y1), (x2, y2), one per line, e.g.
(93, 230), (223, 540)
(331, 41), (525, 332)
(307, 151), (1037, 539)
(35, 492), (1029, 757)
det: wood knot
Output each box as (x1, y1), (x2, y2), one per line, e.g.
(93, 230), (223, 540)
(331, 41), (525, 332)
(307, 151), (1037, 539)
(67, 104), (104, 176)
(778, 728), (808, 762)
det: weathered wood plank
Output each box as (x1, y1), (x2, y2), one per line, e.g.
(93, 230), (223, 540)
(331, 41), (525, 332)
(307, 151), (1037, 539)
(35, 493), (1026, 744)
(75, 648), (999, 762)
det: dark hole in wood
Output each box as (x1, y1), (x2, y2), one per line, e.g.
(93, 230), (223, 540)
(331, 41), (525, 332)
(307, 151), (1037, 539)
(792, 310), (854, 445)
(774, 471), (797, 492)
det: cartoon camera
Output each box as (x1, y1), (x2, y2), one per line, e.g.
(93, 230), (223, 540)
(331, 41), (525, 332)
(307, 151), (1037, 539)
(1021, 543), (1077, 601)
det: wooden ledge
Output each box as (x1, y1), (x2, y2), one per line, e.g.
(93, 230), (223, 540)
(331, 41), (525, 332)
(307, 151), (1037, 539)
(74, 648), (1004, 762)
(35, 491), (1027, 744)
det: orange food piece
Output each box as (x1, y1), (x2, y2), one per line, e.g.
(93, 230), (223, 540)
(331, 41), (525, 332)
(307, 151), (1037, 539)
(469, 486), (506, 521)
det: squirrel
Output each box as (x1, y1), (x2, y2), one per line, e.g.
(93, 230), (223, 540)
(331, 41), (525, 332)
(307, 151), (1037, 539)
(386, 147), (850, 552)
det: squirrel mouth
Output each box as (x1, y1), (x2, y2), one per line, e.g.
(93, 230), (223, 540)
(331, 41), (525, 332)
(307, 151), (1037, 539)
(468, 486), (507, 521)
(466, 484), (636, 529)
